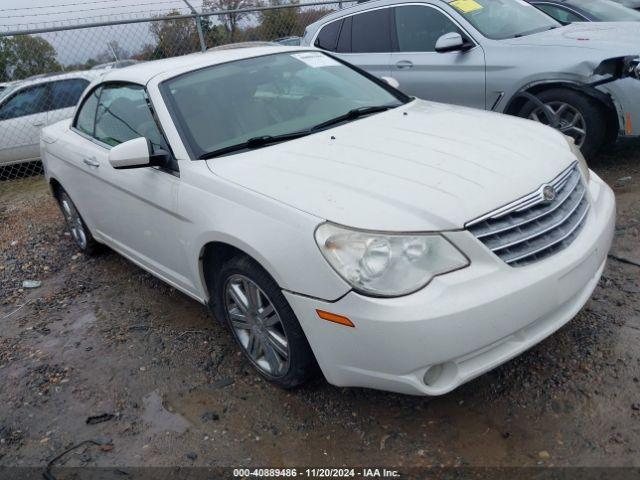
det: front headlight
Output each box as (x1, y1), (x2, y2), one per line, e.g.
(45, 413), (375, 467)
(315, 223), (469, 297)
(565, 135), (590, 182)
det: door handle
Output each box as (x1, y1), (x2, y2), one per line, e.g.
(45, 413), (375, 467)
(83, 157), (100, 167)
(395, 60), (414, 69)
(32, 121), (45, 127)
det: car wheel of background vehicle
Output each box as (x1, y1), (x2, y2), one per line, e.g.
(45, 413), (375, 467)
(215, 255), (317, 389)
(57, 190), (100, 255)
(517, 88), (606, 158)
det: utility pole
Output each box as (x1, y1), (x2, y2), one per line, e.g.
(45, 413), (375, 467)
(108, 42), (119, 61)
(182, 0), (207, 52)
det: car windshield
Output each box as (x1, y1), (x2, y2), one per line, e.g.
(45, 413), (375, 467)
(448, 0), (561, 39)
(161, 51), (405, 159)
(565, 0), (640, 20)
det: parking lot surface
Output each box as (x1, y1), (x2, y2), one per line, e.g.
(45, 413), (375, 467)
(1, 142), (639, 469)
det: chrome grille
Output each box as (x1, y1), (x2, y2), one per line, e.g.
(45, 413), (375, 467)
(467, 163), (589, 267)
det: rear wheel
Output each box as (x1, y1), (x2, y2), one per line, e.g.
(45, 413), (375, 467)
(214, 255), (317, 388)
(517, 88), (606, 158)
(57, 190), (100, 255)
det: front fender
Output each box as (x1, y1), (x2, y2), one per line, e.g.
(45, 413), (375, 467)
(180, 166), (351, 303)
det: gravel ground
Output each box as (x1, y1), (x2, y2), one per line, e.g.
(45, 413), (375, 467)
(0, 142), (639, 471)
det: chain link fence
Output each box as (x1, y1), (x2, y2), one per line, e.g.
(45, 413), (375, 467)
(0, 1), (353, 182)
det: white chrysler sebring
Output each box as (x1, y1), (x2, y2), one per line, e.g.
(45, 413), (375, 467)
(41, 46), (615, 395)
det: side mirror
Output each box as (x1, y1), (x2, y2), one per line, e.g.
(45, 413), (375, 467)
(381, 76), (400, 89)
(435, 32), (471, 53)
(108, 137), (172, 170)
(109, 137), (151, 169)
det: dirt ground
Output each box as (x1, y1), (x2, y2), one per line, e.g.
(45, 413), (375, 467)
(1, 142), (639, 473)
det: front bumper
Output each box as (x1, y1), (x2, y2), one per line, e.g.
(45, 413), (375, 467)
(601, 78), (640, 137)
(285, 173), (615, 395)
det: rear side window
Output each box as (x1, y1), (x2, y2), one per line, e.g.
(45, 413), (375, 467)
(50, 79), (90, 110)
(75, 86), (101, 136)
(351, 9), (391, 53)
(94, 84), (167, 151)
(394, 5), (464, 52)
(0, 84), (49, 120)
(315, 19), (342, 51)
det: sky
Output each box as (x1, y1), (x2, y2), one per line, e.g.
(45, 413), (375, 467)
(0, 0), (210, 65)
(0, 0), (208, 29)
(0, 0), (339, 67)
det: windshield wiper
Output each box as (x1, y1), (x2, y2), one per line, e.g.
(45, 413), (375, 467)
(513, 25), (559, 38)
(199, 130), (312, 159)
(198, 105), (398, 160)
(310, 105), (397, 131)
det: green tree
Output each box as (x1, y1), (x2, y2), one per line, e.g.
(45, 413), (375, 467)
(0, 37), (17, 82)
(0, 35), (61, 81)
(149, 10), (201, 59)
(203, 0), (257, 42)
(260, 0), (300, 40)
(11, 35), (62, 79)
(203, 23), (229, 48)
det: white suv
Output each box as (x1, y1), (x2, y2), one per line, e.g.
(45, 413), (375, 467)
(0, 71), (103, 167)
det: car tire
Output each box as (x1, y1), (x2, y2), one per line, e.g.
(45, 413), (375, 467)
(57, 190), (100, 255)
(215, 255), (317, 389)
(517, 88), (606, 158)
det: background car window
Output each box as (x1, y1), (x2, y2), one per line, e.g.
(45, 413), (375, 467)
(75, 86), (102, 137)
(94, 84), (168, 151)
(535, 4), (585, 22)
(564, 0), (640, 20)
(394, 6), (464, 52)
(0, 84), (49, 120)
(314, 19), (342, 51)
(50, 79), (90, 110)
(351, 9), (392, 53)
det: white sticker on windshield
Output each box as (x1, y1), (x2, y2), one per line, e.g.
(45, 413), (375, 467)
(291, 52), (340, 68)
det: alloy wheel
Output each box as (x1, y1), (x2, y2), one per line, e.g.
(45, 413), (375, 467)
(224, 274), (290, 377)
(60, 196), (88, 250)
(528, 101), (587, 148)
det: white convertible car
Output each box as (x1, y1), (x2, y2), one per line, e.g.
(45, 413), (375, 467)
(41, 46), (615, 395)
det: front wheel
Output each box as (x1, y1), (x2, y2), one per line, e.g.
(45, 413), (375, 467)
(57, 190), (100, 255)
(517, 88), (606, 158)
(214, 255), (317, 388)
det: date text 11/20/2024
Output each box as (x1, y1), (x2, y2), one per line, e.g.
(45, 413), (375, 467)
(232, 468), (401, 477)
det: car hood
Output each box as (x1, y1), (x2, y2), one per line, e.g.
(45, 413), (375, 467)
(503, 22), (640, 57)
(206, 100), (577, 231)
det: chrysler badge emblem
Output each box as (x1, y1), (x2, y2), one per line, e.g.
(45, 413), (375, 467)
(542, 185), (557, 202)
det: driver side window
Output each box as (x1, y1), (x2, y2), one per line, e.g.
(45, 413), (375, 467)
(393, 5), (464, 52)
(74, 83), (168, 154)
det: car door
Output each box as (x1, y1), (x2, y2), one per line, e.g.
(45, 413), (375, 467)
(0, 83), (50, 166)
(314, 8), (393, 80)
(86, 83), (194, 292)
(388, 4), (486, 109)
(54, 85), (110, 235)
(47, 78), (91, 126)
